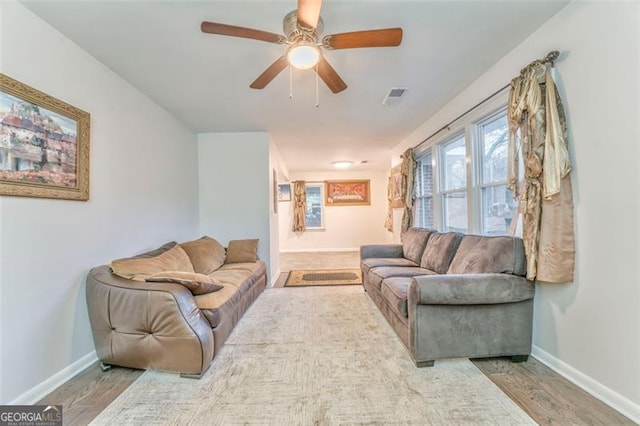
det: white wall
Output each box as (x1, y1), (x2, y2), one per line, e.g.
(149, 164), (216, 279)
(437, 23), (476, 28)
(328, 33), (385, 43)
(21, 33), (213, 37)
(279, 170), (392, 251)
(391, 1), (639, 421)
(0, 2), (199, 404)
(198, 132), (272, 278)
(268, 138), (289, 284)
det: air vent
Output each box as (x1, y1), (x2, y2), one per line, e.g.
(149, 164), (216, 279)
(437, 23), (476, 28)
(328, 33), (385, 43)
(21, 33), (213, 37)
(382, 87), (408, 106)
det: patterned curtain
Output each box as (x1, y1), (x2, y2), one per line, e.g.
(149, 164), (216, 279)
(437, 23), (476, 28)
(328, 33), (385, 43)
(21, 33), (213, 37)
(292, 180), (307, 232)
(384, 175), (393, 232)
(507, 61), (575, 283)
(400, 148), (416, 233)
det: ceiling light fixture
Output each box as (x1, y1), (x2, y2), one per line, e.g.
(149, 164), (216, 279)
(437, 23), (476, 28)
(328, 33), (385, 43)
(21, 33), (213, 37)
(332, 161), (353, 169)
(287, 42), (321, 70)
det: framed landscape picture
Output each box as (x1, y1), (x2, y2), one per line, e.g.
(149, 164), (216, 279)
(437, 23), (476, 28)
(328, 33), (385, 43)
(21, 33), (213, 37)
(0, 73), (90, 200)
(277, 183), (291, 201)
(325, 179), (371, 206)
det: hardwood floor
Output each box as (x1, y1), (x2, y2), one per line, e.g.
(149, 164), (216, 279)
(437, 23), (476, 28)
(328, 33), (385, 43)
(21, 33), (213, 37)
(37, 362), (142, 425)
(38, 251), (634, 425)
(472, 357), (634, 425)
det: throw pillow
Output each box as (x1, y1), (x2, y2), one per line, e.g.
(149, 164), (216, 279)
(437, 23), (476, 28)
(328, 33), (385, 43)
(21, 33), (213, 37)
(111, 243), (195, 281)
(180, 236), (226, 274)
(225, 239), (259, 263)
(145, 271), (223, 295)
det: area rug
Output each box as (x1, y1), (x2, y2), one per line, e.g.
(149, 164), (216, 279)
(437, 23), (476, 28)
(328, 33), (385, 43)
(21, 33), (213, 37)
(284, 269), (362, 287)
(91, 287), (534, 425)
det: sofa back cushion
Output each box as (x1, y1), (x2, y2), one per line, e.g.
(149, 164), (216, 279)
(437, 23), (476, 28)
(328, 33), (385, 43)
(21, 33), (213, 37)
(180, 236), (226, 274)
(420, 232), (463, 274)
(225, 239), (259, 263)
(447, 235), (526, 276)
(401, 228), (433, 265)
(110, 243), (195, 281)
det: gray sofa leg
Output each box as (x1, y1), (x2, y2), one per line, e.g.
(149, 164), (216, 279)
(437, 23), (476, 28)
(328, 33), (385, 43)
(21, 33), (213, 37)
(511, 355), (529, 363)
(415, 360), (435, 368)
(99, 362), (112, 372)
(180, 364), (210, 379)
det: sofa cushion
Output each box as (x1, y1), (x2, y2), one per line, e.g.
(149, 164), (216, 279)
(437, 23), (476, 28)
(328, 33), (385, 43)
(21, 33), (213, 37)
(361, 257), (418, 275)
(110, 243), (194, 281)
(212, 262), (265, 285)
(381, 277), (412, 318)
(225, 239), (259, 264)
(420, 232), (463, 274)
(145, 271), (223, 295)
(368, 266), (437, 290)
(401, 228), (433, 265)
(180, 236), (226, 274)
(197, 261), (266, 327)
(447, 235), (526, 276)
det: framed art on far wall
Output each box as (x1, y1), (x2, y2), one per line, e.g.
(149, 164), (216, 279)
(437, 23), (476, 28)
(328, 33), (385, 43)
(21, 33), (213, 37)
(277, 183), (291, 201)
(0, 73), (90, 200)
(325, 179), (371, 206)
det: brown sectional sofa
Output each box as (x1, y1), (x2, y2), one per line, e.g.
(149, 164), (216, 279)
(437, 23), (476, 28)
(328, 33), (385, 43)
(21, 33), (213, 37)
(86, 237), (266, 378)
(361, 227), (534, 367)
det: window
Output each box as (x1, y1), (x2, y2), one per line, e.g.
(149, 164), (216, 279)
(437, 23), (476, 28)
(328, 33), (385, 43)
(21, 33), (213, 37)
(477, 112), (515, 236)
(414, 152), (434, 228)
(305, 183), (324, 229)
(410, 92), (513, 237)
(439, 134), (468, 233)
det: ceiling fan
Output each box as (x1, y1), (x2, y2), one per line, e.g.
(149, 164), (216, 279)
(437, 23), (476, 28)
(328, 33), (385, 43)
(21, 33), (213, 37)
(200, 0), (403, 94)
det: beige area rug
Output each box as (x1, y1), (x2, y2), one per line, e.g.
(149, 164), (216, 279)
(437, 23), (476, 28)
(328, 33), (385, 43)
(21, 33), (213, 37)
(91, 287), (535, 425)
(285, 269), (362, 287)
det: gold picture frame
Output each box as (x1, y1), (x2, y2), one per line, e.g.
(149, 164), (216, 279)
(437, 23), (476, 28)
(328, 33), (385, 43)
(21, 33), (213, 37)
(0, 73), (90, 200)
(325, 179), (371, 206)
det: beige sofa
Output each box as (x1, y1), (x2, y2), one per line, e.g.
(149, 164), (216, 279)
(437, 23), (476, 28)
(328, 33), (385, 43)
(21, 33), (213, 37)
(86, 237), (266, 378)
(361, 227), (534, 367)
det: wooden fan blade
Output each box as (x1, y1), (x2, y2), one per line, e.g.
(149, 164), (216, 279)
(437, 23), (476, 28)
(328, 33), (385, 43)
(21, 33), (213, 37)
(297, 0), (322, 30)
(315, 58), (347, 94)
(323, 28), (403, 50)
(250, 56), (289, 89)
(201, 21), (285, 44)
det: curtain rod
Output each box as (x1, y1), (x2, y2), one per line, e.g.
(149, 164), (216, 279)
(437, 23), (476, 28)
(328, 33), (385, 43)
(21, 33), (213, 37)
(407, 50), (560, 155)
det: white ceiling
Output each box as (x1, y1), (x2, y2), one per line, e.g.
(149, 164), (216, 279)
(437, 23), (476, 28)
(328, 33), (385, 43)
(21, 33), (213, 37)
(22, 0), (568, 172)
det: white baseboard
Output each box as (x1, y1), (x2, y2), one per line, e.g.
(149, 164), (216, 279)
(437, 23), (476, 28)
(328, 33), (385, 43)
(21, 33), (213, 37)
(269, 268), (281, 287)
(532, 345), (639, 423)
(8, 350), (98, 405)
(280, 248), (359, 253)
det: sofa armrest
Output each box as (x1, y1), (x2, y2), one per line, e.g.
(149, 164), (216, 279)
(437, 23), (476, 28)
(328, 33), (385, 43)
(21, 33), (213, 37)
(360, 244), (404, 259)
(86, 266), (214, 375)
(408, 273), (534, 305)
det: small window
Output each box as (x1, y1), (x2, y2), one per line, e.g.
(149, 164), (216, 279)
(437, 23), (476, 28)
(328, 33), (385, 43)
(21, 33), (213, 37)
(440, 134), (468, 233)
(478, 112), (515, 236)
(415, 152), (434, 229)
(305, 183), (324, 229)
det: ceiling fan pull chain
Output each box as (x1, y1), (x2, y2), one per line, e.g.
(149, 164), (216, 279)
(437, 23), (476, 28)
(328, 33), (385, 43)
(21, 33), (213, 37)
(315, 64), (320, 108)
(289, 65), (294, 99)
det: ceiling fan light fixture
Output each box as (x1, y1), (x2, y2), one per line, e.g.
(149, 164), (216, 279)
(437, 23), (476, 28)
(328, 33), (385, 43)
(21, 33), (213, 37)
(332, 161), (353, 169)
(287, 42), (320, 70)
